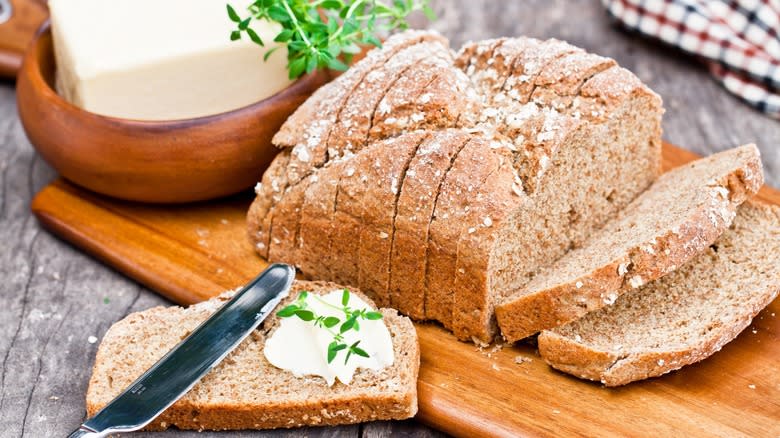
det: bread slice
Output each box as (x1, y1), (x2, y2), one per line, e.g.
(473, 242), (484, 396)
(388, 130), (473, 319)
(538, 202), (780, 386)
(297, 161), (344, 279)
(329, 145), (373, 289)
(358, 132), (429, 307)
(86, 280), (419, 430)
(247, 149), (290, 259)
(452, 143), (527, 342)
(424, 136), (503, 327)
(497, 144), (764, 342)
(267, 173), (315, 265)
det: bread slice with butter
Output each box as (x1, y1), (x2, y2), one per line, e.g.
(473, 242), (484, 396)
(86, 280), (419, 431)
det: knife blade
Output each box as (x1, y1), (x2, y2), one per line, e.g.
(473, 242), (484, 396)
(67, 263), (296, 438)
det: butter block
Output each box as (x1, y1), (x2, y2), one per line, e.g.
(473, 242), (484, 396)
(49, 0), (293, 121)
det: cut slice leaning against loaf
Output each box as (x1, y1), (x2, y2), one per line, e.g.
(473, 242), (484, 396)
(86, 281), (419, 431)
(538, 201), (780, 386)
(496, 144), (764, 342)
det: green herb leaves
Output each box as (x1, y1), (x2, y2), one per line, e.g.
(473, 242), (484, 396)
(227, 0), (435, 79)
(328, 340), (369, 365)
(327, 341), (347, 363)
(276, 289), (383, 364)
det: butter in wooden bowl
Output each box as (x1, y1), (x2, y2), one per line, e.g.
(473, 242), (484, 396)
(48, 0), (293, 121)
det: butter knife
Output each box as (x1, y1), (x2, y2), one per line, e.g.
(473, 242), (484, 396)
(67, 263), (296, 437)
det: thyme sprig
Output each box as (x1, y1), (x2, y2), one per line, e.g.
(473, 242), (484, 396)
(277, 289), (383, 364)
(227, 0), (435, 79)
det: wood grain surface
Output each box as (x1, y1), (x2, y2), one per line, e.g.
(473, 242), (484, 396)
(29, 143), (780, 438)
(4, 1), (780, 436)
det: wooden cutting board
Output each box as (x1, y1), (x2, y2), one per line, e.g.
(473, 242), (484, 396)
(31, 143), (780, 437)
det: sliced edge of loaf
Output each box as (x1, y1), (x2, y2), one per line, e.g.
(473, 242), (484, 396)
(496, 144), (763, 342)
(537, 201), (780, 386)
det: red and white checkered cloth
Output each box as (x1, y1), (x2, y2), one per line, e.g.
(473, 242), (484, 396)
(603, 0), (780, 118)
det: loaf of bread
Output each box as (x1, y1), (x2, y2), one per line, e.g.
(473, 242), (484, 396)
(496, 144), (763, 342)
(86, 281), (419, 430)
(247, 31), (664, 344)
(538, 202), (780, 386)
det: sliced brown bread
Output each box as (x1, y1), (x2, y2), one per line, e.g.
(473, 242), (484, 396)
(538, 202), (780, 386)
(424, 136), (504, 327)
(248, 32), (664, 344)
(388, 130), (472, 319)
(247, 149), (290, 259)
(497, 144), (764, 342)
(296, 161), (345, 279)
(327, 40), (450, 159)
(370, 57), (477, 140)
(447, 40), (663, 343)
(358, 132), (429, 307)
(250, 31), (445, 263)
(270, 39), (452, 267)
(278, 31), (445, 186)
(267, 173), (314, 264)
(86, 280), (419, 430)
(303, 132), (430, 303)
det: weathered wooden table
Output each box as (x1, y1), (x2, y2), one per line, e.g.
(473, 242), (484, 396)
(2, 1), (779, 436)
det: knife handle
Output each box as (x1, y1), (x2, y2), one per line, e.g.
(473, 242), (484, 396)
(66, 425), (105, 438)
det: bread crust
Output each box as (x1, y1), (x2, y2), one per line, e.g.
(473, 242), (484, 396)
(266, 173), (316, 265)
(500, 39), (579, 105)
(327, 40), (450, 161)
(389, 130), (472, 319)
(529, 51), (616, 110)
(452, 147), (526, 343)
(297, 161), (345, 279)
(423, 137), (498, 327)
(358, 132), (428, 306)
(369, 57), (477, 140)
(247, 150), (291, 259)
(329, 146), (371, 289)
(279, 31), (444, 187)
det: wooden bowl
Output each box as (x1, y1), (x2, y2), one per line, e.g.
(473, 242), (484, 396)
(16, 24), (329, 203)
